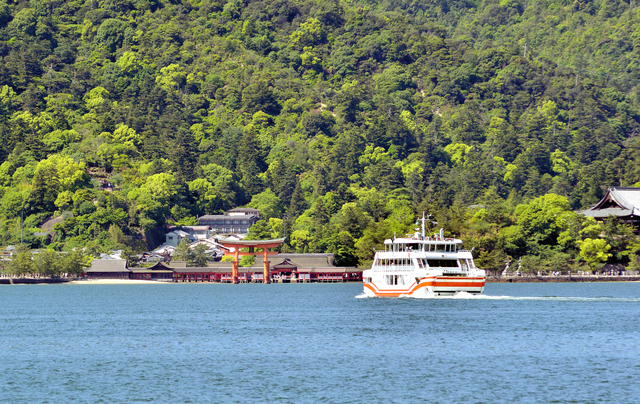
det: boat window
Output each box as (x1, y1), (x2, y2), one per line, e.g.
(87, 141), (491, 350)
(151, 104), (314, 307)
(427, 259), (459, 268)
(460, 259), (468, 271)
(384, 275), (404, 285)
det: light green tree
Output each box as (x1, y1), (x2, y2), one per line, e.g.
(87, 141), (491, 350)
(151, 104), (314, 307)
(84, 87), (110, 110)
(444, 143), (473, 167)
(156, 64), (186, 93)
(117, 51), (141, 73)
(192, 244), (209, 267)
(579, 238), (612, 272)
(188, 178), (219, 214)
(514, 193), (573, 247)
(8, 245), (34, 276)
(239, 255), (255, 267)
(34, 250), (60, 277)
(61, 249), (88, 276)
(128, 173), (178, 217)
(172, 239), (193, 264)
(249, 189), (283, 220)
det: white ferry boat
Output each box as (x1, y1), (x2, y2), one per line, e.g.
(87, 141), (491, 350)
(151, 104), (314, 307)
(362, 215), (485, 297)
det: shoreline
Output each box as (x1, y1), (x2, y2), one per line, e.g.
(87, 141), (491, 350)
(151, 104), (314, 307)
(486, 275), (640, 283)
(3, 276), (640, 285)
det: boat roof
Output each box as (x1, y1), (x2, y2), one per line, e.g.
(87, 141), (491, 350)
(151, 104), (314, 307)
(384, 237), (462, 245)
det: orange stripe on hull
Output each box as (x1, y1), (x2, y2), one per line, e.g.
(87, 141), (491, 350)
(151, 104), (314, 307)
(364, 277), (485, 297)
(363, 282), (430, 297)
(434, 282), (485, 288)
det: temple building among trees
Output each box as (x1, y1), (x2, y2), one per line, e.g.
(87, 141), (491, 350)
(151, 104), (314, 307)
(197, 208), (260, 235)
(580, 187), (640, 226)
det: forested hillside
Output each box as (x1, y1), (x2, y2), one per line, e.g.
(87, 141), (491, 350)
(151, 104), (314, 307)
(2, 0), (640, 273)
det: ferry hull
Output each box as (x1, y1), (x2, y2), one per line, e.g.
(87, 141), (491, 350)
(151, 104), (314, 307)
(363, 276), (485, 297)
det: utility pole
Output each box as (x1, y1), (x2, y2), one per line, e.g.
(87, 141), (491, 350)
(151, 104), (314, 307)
(523, 42), (528, 59)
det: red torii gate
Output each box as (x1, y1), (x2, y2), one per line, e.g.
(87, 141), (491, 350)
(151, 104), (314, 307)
(217, 238), (285, 284)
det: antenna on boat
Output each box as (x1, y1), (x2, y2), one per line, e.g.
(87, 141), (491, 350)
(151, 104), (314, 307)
(418, 213), (432, 240)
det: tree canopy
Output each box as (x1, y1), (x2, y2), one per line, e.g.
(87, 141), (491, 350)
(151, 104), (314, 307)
(2, 0), (640, 272)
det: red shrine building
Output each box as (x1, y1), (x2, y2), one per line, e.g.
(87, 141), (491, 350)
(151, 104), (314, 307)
(85, 253), (362, 283)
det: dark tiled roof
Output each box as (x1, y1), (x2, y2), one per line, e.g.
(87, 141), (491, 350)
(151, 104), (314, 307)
(128, 262), (174, 272)
(580, 187), (640, 218)
(130, 269), (174, 274)
(86, 259), (129, 273)
(580, 207), (633, 218)
(173, 267), (221, 273)
(270, 253), (335, 268)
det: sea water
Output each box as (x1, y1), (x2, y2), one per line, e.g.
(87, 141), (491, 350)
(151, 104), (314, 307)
(1, 282), (639, 403)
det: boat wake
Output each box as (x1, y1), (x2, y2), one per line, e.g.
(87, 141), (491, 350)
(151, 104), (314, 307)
(470, 295), (640, 302)
(357, 292), (640, 302)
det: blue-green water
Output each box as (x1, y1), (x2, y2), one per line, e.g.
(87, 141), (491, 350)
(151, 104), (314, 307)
(1, 282), (639, 403)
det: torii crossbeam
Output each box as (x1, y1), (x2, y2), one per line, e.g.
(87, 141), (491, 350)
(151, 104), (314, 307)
(217, 238), (286, 284)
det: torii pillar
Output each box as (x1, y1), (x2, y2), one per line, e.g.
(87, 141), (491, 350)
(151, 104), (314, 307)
(218, 238), (286, 284)
(262, 248), (271, 284)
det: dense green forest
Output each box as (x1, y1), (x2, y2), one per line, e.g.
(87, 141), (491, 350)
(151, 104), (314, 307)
(2, 0), (640, 274)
